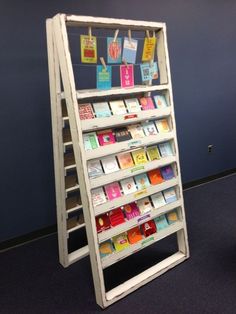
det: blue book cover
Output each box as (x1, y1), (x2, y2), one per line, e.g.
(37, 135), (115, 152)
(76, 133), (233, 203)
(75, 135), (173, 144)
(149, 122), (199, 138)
(96, 65), (112, 90)
(163, 187), (177, 203)
(154, 95), (168, 108)
(92, 102), (111, 118)
(134, 173), (150, 190)
(160, 165), (174, 180)
(122, 37), (138, 64)
(107, 37), (122, 63)
(154, 215), (169, 230)
(158, 142), (173, 157)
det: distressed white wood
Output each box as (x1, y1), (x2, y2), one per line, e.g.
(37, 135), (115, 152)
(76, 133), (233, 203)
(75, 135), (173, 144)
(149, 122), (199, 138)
(68, 246), (89, 265)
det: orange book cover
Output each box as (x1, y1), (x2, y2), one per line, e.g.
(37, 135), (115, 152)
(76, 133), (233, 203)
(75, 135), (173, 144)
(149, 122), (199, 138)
(148, 169), (164, 185)
(127, 227), (143, 244)
(117, 152), (134, 169)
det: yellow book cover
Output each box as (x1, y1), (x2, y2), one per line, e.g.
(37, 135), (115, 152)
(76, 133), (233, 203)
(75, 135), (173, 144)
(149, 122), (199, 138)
(155, 119), (170, 133)
(142, 37), (157, 61)
(112, 233), (130, 252)
(146, 146), (161, 161)
(132, 149), (148, 165)
(80, 35), (97, 63)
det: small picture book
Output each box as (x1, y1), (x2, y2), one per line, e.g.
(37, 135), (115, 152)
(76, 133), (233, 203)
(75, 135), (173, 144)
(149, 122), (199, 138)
(128, 124), (145, 139)
(146, 146), (161, 161)
(114, 127), (132, 142)
(104, 182), (122, 201)
(91, 187), (107, 207)
(154, 215), (169, 231)
(158, 142), (173, 157)
(166, 210), (178, 224)
(137, 197), (153, 215)
(127, 226), (143, 244)
(139, 96), (155, 110)
(83, 132), (99, 151)
(112, 232), (130, 252)
(134, 173), (150, 190)
(123, 202), (140, 220)
(117, 152), (134, 169)
(163, 187), (177, 203)
(120, 177), (137, 195)
(142, 121), (158, 136)
(147, 168), (164, 185)
(109, 99), (127, 115)
(101, 155), (119, 174)
(87, 159), (103, 178)
(99, 240), (114, 258)
(160, 165), (175, 180)
(125, 98), (141, 113)
(153, 95), (168, 108)
(151, 192), (166, 208)
(141, 220), (156, 237)
(132, 149), (148, 165)
(108, 208), (125, 227)
(79, 103), (94, 120)
(97, 129), (115, 146)
(155, 119), (170, 133)
(96, 214), (110, 233)
(93, 101), (111, 118)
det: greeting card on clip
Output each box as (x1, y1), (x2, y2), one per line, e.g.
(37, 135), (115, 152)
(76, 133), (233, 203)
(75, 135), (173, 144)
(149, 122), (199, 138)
(120, 65), (134, 88)
(80, 35), (97, 63)
(142, 37), (156, 61)
(140, 62), (158, 82)
(96, 65), (112, 90)
(107, 37), (122, 63)
(122, 37), (138, 64)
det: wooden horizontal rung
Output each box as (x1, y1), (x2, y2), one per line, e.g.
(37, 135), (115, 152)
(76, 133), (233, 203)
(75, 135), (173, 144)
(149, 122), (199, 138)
(64, 153), (75, 167)
(68, 245), (89, 265)
(67, 214), (85, 232)
(65, 174), (78, 189)
(63, 128), (72, 143)
(66, 195), (82, 211)
(67, 223), (86, 234)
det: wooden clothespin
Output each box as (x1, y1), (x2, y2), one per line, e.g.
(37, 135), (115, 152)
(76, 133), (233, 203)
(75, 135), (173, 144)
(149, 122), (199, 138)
(146, 30), (150, 38)
(88, 26), (92, 40)
(100, 57), (107, 71)
(122, 59), (128, 68)
(152, 30), (155, 38)
(128, 29), (132, 43)
(113, 29), (119, 42)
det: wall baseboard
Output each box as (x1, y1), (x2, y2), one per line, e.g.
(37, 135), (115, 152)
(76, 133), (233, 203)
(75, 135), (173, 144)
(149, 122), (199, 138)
(1, 168), (236, 252)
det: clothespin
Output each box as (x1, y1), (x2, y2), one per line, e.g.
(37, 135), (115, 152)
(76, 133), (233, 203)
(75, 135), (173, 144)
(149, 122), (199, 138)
(128, 29), (132, 44)
(113, 29), (119, 42)
(122, 59), (128, 68)
(100, 57), (107, 71)
(88, 26), (92, 40)
(152, 30), (155, 38)
(146, 30), (150, 38)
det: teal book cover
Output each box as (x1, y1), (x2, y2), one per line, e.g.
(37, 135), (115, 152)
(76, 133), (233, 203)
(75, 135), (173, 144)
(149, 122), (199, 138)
(154, 215), (169, 231)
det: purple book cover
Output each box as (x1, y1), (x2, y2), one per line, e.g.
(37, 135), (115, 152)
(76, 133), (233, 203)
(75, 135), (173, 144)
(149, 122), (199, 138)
(160, 165), (174, 180)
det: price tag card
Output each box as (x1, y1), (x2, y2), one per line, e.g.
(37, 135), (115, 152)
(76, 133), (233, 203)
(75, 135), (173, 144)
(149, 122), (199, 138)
(80, 35), (97, 63)
(107, 37), (122, 63)
(142, 37), (156, 61)
(120, 64), (134, 88)
(96, 65), (112, 90)
(122, 37), (138, 64)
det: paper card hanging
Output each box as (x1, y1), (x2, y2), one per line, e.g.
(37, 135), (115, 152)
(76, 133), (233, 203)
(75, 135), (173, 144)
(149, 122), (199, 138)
(150, 62), (158, 79)
(80, 35), (97, 63)
(142, 37), (156, 61)
(107, 37), (122, 63)
(140, 62), (158, 82)
(96, 65), (112, 90)
(120, 64), (134, 88)
(122, 37), (138, 64)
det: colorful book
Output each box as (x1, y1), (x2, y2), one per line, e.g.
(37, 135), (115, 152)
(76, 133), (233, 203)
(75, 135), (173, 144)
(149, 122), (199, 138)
(163, 187), (177, 203)
(80, 35), (97, 63)
(108, 208), (125, 227)
(146, 146), (161, 161)
(93, 101), (111, 118)
(137, 197), (153, 215)
(158, 142), (173, 157)
(109, 99), (127, 115)
(131, 149), (148, 165)
(101, 155), (119, 174)
(147, 169), (164, 185)
(79, 103), (94, 120)
(127, 124), (145, 139)
(141, 220), (157, 237)
(139, 96), (155, 110)
(114, 127), (132, 142)
(96, 214), (110, 233)
(142, 37), (156, 61)
(87, 159), (103, 178)
(83, 132), (99, 151)
(142, 121), (158, 136)
(166, 210), (178, 224)
(120, 177), (137, 195)
(125, 98), (141, 113)
(134, 173), (150, 190)
(160, 165), (175, 180)
(127, 227), (143, 244)
(107, 37), (122, 63)
(155, 119), (170, 133)
(117, 152), (134, 169)
(91, 187), (107, 207)
(151, 192), (166, 208)
(99, 240), (114, 258)
(97, 129), (115, 146)
(154, 95), (168, 108)
(112, 233), (130, 252)
(123, 202), (140, 220)
(154, 215), (169, 231)
(96, 65), (112, 90)
(122, 37), (138, 64)
(104, 182), (122, 201)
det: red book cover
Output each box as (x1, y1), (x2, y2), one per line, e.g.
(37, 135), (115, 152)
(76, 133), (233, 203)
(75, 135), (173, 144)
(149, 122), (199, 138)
(79, 103), (94, 120)
(96, 214), (111, 233)
(108, 208), (125, 227)
(147, 169), (164, 185)
(139, 96), (155, 110)
(141, 220), (157, 237)
(97, 129), (116, 146)
(104, 182), (122, 201)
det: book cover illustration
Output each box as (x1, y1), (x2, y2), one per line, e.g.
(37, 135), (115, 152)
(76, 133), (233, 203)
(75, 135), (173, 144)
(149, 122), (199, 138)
(142, 121), (158, 136)
(123, 202), (140, 220)
(166, 210), (178, 224)
(108, 207), (125, 227)
(80, 35), (97, 63)
(154, 95), (168, 108)
(87, 159), (103, 178)
(155, 119), (170, 133)
(163, 187), (177, 203)
(132, 149), (148, 165)
(127, 226), (143, 244)
(99, 240), (114, 258)
(97, 129), (115, 146)
(120, 177), (137, 195)
(122, 37), (138, 64)
(139, 96), (155, 110)
(107, 37), (122, 63)
(104, 182), (122, 201)
(114, 127), (132, 142)
(128, 124), (145, 139)
(160, 165), (175, 180)
(147, 168), (164, 185)
(96, 65), (112, 90)
(137, 197), (153, 215)
(120, 64), (134, 88)
(93, 102), (112, 118)
(112, 232), (130, 252)
(117, 152), (134, 169)
(151, 192), (166, 208)
(154, 215), (169, 231)
(146, 146), (161, 161)
(158, 142), (173, 157)
(91, 187), (107, 207)
(101, 155), (120, 174)
(134, 173), (150, 190)
(142, 37), (156, 61)
(96, 214), (111, 233)
(79, 103), (94, 120)
(125, 98), (141, 113)
(141, 220), (157, 237)
(109, 99), (127, 115)
(83, 132), (99, 151)
(140, 63), (153, 82)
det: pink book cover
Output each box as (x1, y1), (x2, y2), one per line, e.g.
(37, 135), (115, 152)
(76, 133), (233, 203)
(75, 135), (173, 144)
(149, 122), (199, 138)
(139, 97), (155, 110)
(123, 202), (140, 220)
(105, 182), (122, 201)
(97, 129), (116, 146)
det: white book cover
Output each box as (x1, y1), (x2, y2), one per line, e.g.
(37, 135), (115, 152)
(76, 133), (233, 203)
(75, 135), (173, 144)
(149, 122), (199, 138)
(109, 100), (127, 115)
(142, 121), (158, 136)
(120, 177), (137, 195)
(137, 197), (153, 215)
(101, 155), (120, 174)
(83, 132), (99, 151)
(163, 187), (177, 203)
(87, 160), (103, 178)
(128, 124), (145, 139)
(91, 187), (107, 207)
(125, 98), (141, 113)
(155, 119), (170, 133)
(158, 142), (173, 157)
(151, 192), (166, 208)
(93, 102), (111, 118)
